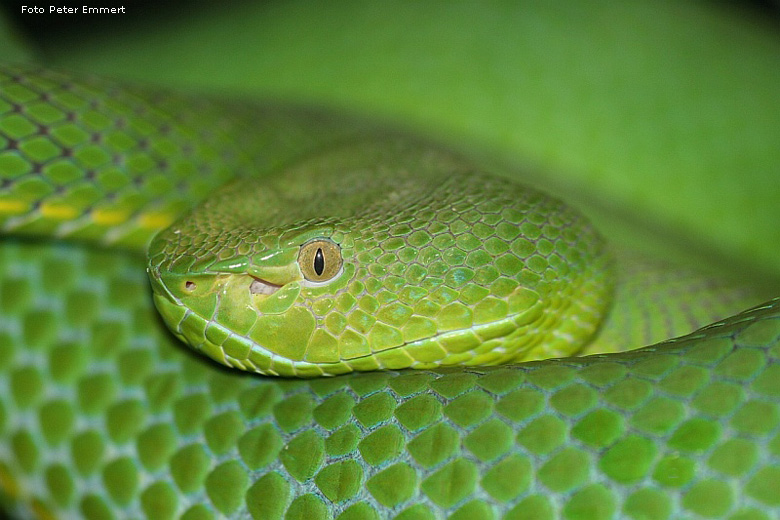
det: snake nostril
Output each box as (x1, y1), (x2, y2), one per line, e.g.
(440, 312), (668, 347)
(185, 281), (196, 291)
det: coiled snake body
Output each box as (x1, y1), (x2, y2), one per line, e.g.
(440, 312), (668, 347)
(0, 65), (779, 519)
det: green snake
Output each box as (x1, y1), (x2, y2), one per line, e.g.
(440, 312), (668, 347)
(1, 62), (779, 520)
(2, 3), (780, 516)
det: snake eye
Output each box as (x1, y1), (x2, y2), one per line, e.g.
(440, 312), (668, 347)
(298, 239), (343, 283)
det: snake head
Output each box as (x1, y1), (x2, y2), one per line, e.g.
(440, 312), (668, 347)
(148, 139), (613, 377)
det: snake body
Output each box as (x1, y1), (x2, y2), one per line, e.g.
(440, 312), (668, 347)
(1, 65), (779, 520)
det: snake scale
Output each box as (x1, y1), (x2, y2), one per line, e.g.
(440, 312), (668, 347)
(0, 44), (779, 520)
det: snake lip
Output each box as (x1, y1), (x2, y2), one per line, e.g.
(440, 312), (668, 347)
(249, 275), (282, 295)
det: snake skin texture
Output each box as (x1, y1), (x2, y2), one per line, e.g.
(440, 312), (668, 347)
(0, 65), (779, 519)
(0, 240), (778, 519)
(0, 65), (362, 248)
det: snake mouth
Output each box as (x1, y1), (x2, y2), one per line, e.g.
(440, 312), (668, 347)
(249, 275), (282, 296)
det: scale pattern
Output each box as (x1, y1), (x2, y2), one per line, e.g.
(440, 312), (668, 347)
(1, 66), (779, 520)
(0, 240), (778, 519)
(0, 64), (359, 248)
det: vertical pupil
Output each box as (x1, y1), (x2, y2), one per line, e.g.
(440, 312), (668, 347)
(314, 248), (325, 276)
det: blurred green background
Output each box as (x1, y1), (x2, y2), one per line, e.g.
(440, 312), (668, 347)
(1, 0), (779, 287)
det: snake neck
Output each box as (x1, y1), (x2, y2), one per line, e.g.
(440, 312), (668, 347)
(583, 247), (764, 355)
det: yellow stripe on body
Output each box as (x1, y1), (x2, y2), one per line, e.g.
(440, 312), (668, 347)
(138, 211), (176, 231)
(92, 208), (130, 226)
(40, 202), (79, 220)
(0, 199), (28, 215)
